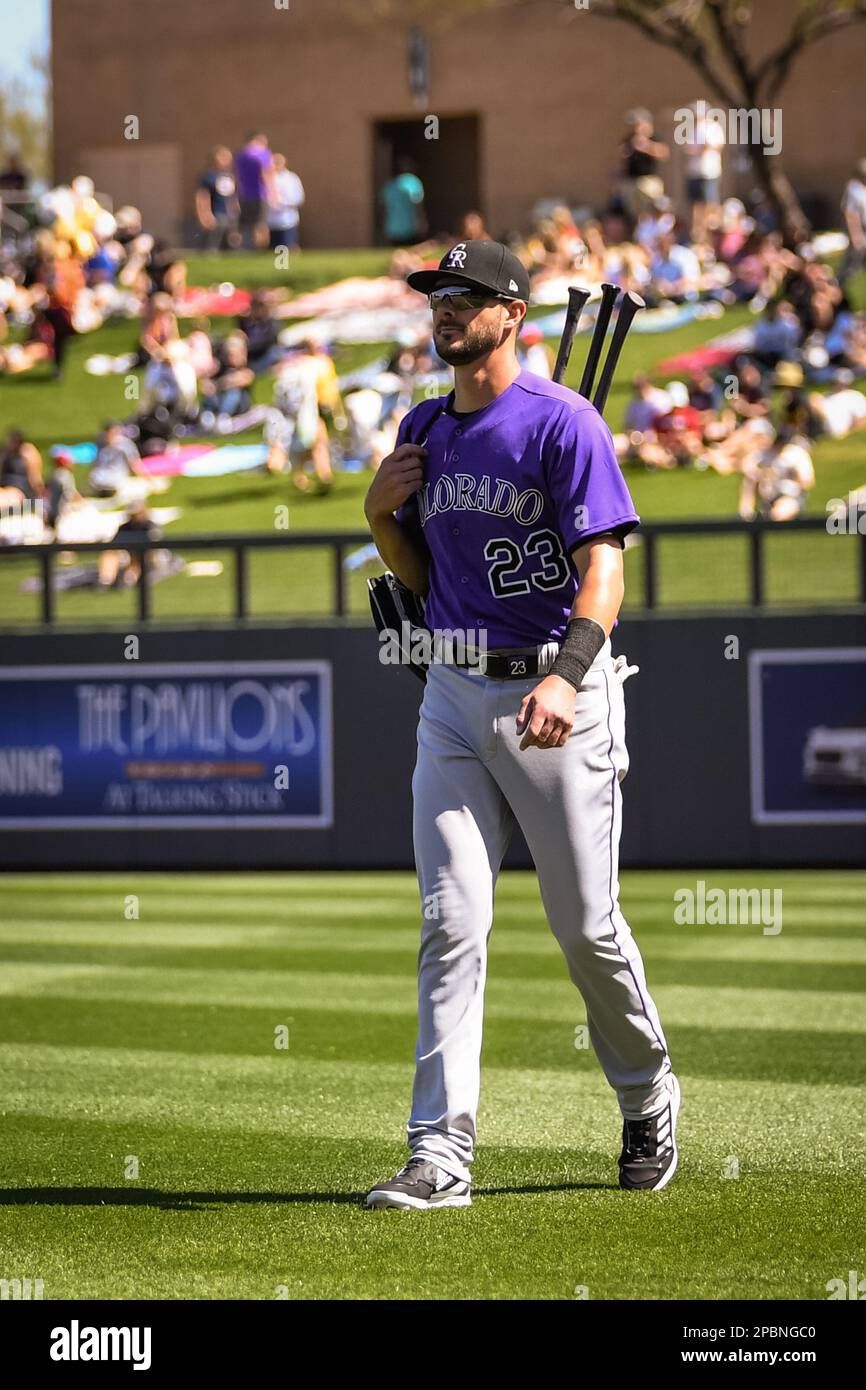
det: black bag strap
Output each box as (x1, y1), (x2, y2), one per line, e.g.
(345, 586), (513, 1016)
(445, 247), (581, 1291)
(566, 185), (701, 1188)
(405, 392), (450, 447)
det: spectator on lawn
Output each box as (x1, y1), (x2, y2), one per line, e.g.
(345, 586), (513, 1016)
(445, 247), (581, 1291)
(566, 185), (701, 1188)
(235, 132), (275, 249)
(750, 300), (802, 368)
(88, 422), (142, 500)
(805, 378), (866, 439)
(44, 453), (81, 532)
(0, 428), (43, 507)
(839, 157), (866, 287)
(783, 258), (842, 337)
(267, 154), (305, 251)
(649, 229), (701, 303)
(730, 359), (772, 420)
(738, 426), (815, 522)
(550, 204), (584, 266)
(716, 198), (753, 264)
(826, 302), (866, 374)
(139, 292), (180, 365)
(185, 318), (218, 381)
(138, 294), (198, 419)
(652, 380), (706, 466)
(238, 291), (285, 373)
(195, 146), (240, 251)
(583, 219), (652, 295)
(265, 341), (340, 493)
(97, 501), (163, 588)
(688, 370), (724, 418)
(200, 333), (255, 426)
(619, 108), (670, 224)
(634, 200), (675, 255)
(381, 158), (427, 247)
(624, 374), (672, 434)
(0, 298), (65, 378)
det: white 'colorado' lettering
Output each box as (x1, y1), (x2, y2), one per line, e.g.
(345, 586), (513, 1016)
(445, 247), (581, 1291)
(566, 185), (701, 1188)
(419, 473), (544, 527)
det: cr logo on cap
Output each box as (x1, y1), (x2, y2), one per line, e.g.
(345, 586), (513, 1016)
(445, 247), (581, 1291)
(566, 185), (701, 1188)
(446, 242), (467, 268)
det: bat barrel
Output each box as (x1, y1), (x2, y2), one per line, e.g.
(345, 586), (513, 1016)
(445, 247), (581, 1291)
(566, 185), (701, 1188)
(578, 282), (619, 400)
(552, 285), (591, 385)
(592, 292), (645, 417)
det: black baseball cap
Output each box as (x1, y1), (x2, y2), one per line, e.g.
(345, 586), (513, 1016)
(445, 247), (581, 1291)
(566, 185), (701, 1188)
(407, 239), (531, 300)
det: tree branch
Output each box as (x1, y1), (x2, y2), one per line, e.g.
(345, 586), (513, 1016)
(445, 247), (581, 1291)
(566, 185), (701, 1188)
(756, 0), (866, 101)
(587, 0), (741, 106)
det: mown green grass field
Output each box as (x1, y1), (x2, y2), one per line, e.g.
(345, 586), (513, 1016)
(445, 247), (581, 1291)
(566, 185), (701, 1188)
(0, 870), (863, 1300)
(1, 250), (865, 626)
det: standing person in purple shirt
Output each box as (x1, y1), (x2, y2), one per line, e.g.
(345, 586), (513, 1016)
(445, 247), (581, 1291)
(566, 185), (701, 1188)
(234, 132), (275, 249)
(363, 239), (680, 1210)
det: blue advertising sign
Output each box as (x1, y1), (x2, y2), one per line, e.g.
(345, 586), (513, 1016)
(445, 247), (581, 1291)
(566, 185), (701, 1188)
(748, 647), (866, 825)
(0, 661), (333, 828)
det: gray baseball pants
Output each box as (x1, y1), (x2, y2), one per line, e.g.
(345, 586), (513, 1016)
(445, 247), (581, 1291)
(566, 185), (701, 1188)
(406, 639), (672, 1184)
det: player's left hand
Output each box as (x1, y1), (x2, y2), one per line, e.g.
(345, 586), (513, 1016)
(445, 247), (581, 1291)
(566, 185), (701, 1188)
(516, 675), (577, 751)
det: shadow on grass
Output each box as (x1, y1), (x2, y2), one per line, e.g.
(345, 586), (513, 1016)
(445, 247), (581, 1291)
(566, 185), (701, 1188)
(0, 1179), (614, 1210)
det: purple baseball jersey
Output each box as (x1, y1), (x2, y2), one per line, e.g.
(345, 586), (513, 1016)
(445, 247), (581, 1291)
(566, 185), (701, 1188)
(396, 369), (639, 649)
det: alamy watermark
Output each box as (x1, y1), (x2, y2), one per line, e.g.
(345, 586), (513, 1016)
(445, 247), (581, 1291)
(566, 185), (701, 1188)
(674, 880), (782, 935)
(674, 99), (782, 157)
(379, 622), (489, 670)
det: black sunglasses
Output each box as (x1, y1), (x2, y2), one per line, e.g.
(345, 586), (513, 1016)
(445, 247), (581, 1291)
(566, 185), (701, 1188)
(428, 288), (513, 311)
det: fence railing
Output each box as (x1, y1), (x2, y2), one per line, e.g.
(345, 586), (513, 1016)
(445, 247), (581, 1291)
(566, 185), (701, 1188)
(636, 516), (866, 609)
(0, 519), (864, 627)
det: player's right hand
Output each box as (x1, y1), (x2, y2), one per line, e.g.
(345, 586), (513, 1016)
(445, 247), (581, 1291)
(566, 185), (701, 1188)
(364, 444), (426, 522)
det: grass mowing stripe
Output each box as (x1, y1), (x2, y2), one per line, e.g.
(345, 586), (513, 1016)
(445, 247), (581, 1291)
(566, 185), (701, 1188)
(3, 964), (864, 1034)
(1, 924), (865, 964)
(1, 996), (863, 1085)
(1, 939), (864, 993)
(2, 1046), (863, 1160)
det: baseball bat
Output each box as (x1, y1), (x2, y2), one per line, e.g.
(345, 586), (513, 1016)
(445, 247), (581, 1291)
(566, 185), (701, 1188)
(552, 285), (591, 385)
(591, 291), (646, 416)
(578, 282), (619, 400)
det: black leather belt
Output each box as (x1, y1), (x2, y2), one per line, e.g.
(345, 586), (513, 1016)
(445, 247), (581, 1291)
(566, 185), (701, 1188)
(449, 647), (555, 679)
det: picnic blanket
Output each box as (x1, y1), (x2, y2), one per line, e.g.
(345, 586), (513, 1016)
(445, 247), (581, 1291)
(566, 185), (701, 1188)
(657, 327), (755, 376)
(278, 307), (430, 347)
(529, 301), (708, 344)
(175, 286), (252, 317)
(281, 276), (423, 318)
(122, 442), (268, 477)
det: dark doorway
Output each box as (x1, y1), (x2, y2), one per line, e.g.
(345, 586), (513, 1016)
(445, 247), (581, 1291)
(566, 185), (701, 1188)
(372, 115), (481, 244)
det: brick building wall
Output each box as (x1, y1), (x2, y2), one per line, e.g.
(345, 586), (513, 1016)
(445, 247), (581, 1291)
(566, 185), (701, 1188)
(52, 0), (866, 246)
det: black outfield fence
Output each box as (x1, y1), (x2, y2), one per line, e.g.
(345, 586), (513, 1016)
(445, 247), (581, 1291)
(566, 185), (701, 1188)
(1, 518), (865, 627)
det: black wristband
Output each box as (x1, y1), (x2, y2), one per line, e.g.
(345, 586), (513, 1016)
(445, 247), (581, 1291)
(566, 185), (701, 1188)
(550, 617), (607, 693)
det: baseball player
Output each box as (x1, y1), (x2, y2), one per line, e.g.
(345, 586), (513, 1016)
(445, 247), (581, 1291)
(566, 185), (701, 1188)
(364, 240), (680, 1209)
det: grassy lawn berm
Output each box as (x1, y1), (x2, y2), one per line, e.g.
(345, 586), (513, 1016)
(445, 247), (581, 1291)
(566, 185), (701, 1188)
(1, 251), (865, 625)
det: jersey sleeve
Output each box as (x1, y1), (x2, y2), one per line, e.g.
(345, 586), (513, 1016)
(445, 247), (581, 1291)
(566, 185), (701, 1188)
(545, 405), (640, 553)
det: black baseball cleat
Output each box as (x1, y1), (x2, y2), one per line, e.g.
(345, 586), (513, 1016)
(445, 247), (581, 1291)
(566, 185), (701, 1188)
(619, 1074), (681, 1192)
(365, 1157), (472, 1210)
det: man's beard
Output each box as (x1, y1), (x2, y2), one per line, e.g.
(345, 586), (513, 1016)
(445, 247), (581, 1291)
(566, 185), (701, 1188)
(434, 318), (504, 366)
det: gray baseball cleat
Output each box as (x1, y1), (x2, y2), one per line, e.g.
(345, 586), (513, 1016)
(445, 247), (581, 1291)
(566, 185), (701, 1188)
(618, 1074), (681, 1192)
(365, 1157), (472, 1210)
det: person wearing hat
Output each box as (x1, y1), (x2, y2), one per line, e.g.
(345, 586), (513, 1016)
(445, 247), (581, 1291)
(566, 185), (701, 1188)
(840, 157), (866, 287)
(363, 240), (679, 1210)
